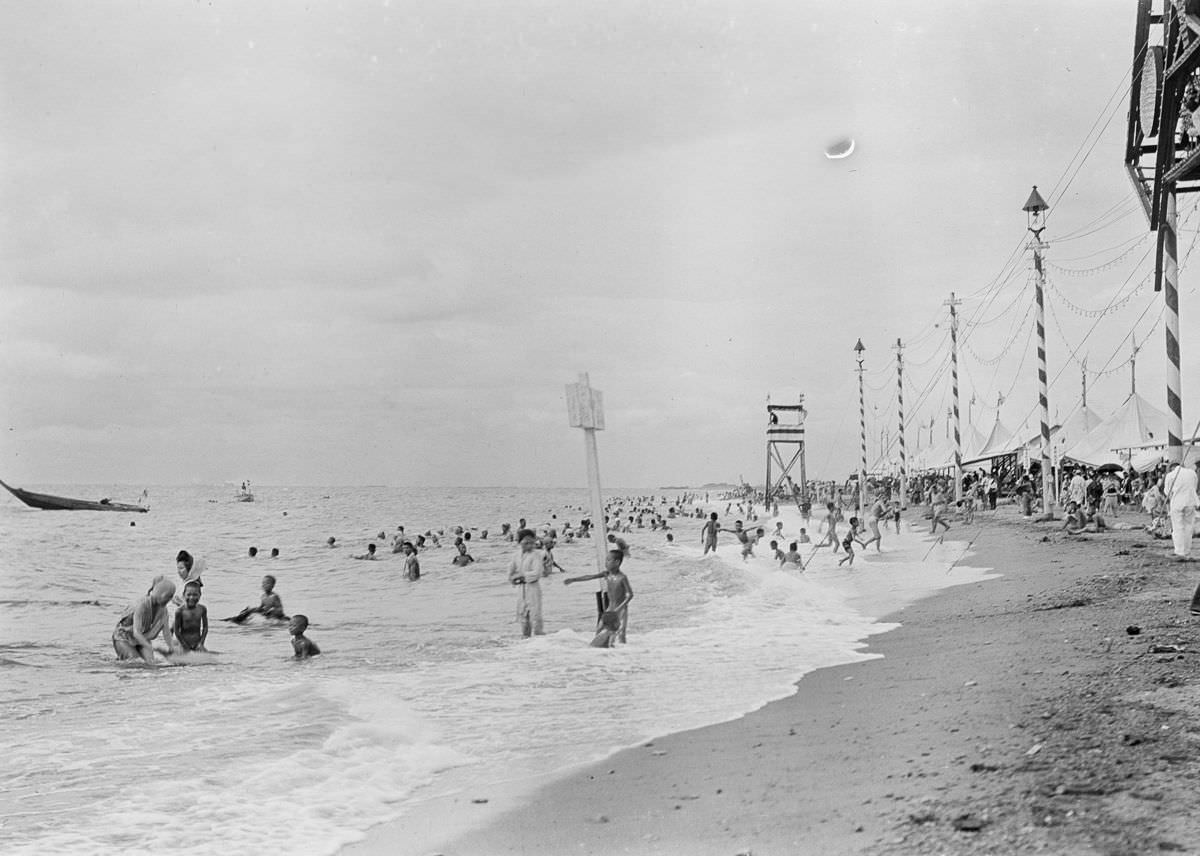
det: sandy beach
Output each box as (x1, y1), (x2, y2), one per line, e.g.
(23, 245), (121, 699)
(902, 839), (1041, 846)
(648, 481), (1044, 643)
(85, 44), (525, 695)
(346, 505), (1200, 856)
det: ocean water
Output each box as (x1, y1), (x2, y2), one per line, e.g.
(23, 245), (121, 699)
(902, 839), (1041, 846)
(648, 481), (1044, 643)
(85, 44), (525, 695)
(0, 485), (993, 856)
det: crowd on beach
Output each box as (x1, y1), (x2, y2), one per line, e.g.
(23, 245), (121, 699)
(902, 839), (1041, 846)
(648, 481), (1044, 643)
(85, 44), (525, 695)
(110, 462), (1200, 667)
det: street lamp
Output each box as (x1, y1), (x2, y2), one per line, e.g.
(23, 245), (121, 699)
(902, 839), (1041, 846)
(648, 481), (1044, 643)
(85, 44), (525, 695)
(854, 338), (867, 513)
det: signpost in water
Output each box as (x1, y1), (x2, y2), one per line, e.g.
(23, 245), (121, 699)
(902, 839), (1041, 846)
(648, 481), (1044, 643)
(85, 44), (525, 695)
(566, 372), (608, 574)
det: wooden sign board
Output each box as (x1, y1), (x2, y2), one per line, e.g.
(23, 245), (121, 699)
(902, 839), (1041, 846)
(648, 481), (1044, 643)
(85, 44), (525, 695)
(566, 383), (605, 430)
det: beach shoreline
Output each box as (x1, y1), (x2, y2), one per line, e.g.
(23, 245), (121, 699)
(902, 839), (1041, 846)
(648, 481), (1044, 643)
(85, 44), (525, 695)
(344, 504), (1200, 856)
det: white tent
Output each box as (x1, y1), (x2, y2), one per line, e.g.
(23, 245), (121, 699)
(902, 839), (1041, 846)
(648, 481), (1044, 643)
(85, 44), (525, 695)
(962, 415), (1014, 464)
(1060, 393), (1168, 469)
(910, 423), (988, 472)
(1054, 404), (1103, 453)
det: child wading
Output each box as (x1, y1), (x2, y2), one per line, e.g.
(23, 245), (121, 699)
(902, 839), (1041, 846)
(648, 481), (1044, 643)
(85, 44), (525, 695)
(564, 548), (634, 644)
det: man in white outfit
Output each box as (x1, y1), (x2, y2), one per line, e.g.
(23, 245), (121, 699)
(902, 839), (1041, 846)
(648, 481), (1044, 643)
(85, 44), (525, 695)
(1166, 460), (1199, 561)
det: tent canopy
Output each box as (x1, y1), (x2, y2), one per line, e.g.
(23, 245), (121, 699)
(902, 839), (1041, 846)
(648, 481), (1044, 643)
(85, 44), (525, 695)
(1061, 393), (1168, 469)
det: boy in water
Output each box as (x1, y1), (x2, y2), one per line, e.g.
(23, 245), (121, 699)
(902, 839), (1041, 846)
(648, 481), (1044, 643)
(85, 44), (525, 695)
(352, 544), (378, 560)
(564, 549), (634, 643)
(227, 575), (287, 623)
(781, 541), (805, 569)
(798, 528), (811, 544)
(172, 581), (208, 653)
(838, 528), (857, 567)
(769, 539), (785, 563)
(700, 512), (720, 555)
(289, 614), (321, 659)
(721, 521), (754, 562)
(400, 541), (420, 580)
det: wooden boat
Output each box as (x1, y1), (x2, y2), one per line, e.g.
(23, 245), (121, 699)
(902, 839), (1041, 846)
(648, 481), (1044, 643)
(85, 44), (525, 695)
(234, 480), (255, 502)
(0, 479), (148, 512)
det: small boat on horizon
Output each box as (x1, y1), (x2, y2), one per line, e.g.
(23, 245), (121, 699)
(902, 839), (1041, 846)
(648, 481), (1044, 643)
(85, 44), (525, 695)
(0, 479), (149, 512)
(235, 480), (255, 502)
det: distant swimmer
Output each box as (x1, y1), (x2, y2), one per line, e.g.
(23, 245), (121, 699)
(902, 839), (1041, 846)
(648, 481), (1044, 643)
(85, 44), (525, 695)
(289, 615), (321, 659)
(172, 581), (208, 653)
(248, 547), (259, 558)
(226, 575), (287, 624)
(112, 577), (175, 665)
(327, 537), (337, 547)
(352, 544), (378, 560)
(451, 542), (475, 567)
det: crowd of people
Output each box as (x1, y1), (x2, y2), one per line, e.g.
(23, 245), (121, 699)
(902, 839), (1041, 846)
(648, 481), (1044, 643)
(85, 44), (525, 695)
(111, 466), (1200, 666)
(110, 493), (714, 665)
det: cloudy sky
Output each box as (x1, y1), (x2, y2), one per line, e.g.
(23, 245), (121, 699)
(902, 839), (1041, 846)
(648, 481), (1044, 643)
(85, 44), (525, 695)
(1, 0), (1192, 488)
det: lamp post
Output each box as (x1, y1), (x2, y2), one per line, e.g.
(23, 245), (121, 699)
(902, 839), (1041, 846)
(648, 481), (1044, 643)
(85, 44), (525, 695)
(1024, 185), (1055, 517)
(854, 338), (867, 513)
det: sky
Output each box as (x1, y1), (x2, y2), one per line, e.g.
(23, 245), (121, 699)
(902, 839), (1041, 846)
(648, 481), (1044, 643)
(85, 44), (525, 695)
(1, 0), (1195, 488)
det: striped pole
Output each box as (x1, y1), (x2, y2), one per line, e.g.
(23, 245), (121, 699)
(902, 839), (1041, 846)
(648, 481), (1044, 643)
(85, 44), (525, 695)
(854, 339), (867, 512)
(895, 338), (907, 509)
(1164, 191), (1184, 463)
(1024, 186), (1055, 515)
(945, 293), (963, 501)
(1033, 237), (1054, 512)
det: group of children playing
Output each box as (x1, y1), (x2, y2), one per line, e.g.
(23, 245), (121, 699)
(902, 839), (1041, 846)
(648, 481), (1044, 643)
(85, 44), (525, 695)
(112, 550), (321, 665)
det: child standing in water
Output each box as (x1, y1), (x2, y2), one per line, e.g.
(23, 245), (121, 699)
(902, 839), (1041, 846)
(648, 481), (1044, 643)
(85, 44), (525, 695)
(564, 549), (634, 643)
(508, 529), (545, 637)
(721, 521), (754, 562)
(400, 542), (420, 580)
(700, 512), (720, 555)
(289, 615), (321, 659)
(838, 529), (857, 567)
(172, 581), (208, 653)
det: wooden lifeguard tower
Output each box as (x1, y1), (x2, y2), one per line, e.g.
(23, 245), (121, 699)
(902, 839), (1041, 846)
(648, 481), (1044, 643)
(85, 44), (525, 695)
(765, 396), (808, 504)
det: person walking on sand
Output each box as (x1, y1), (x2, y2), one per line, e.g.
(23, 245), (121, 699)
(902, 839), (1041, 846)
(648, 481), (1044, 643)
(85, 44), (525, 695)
(929, 485), (952, 534)
(508, 529), (545, 637)
(1164, 459), (1199, 566)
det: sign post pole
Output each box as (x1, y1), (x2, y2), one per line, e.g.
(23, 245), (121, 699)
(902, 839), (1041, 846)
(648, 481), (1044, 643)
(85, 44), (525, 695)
(566, 373), (608, 575)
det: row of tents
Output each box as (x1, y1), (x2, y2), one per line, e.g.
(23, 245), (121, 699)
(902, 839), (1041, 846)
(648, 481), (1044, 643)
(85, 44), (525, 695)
(885, 392), (1196, 475)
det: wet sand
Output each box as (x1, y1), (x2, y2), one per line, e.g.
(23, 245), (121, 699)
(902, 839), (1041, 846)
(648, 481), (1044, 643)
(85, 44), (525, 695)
(346, 504), (1200, 855)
